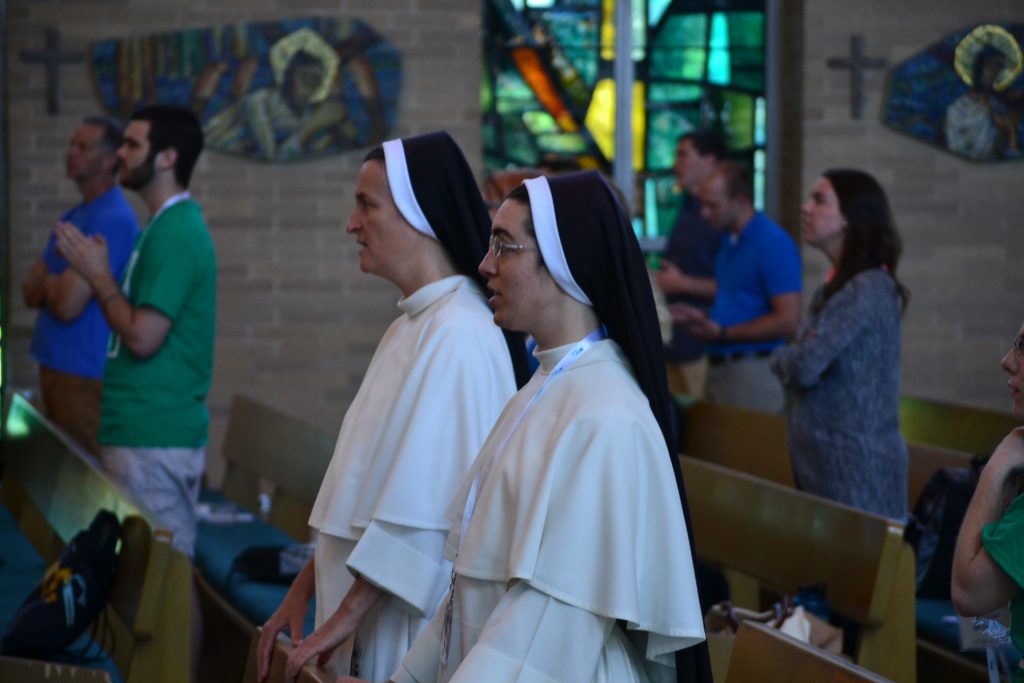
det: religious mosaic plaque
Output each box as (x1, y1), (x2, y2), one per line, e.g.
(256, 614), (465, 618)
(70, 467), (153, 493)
(90, 17), (402, 161)
(883, 23), (1024, 162)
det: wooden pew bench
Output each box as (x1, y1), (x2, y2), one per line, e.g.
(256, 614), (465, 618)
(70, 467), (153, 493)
(679, 398), (987, 520)
(240, 627), (333, 683)
(725, 621), (891, 683)
(678, 399), (1001, 681)
(0, 394), (191, 683)
(192, 395), (335, 683)
(899, 394), (1016, 457)
(680, 455), (916, 682)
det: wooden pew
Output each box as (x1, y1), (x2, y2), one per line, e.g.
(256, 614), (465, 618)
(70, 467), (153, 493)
(680, 455), (916, 682)
(240, 627), (334, 683)
(0, 656), (113, 682)
(906, 441), (975, 508)
(900, 395), (1016, 457)
(1, 394), (192, 683)
(679, 399), (792, 486)
(725, 621), (891, 682)
(680, 398), (983, 511)
(679, 401), (993, 682)
(194, 394), (335, 683)
(220, 394), (336, 540)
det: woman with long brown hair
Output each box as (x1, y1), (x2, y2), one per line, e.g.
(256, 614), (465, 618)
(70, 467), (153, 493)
(771, 169), (909, 519)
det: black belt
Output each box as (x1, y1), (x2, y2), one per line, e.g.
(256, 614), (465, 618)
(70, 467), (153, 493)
(708, 350), (772, 366)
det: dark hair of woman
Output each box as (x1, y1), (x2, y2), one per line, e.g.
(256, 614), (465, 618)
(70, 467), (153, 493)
(820, 168), (909, 313)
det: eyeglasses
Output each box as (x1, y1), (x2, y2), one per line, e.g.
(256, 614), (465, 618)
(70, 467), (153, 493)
(488, 234), (535, 259)
(1014, 336), (1024, 357)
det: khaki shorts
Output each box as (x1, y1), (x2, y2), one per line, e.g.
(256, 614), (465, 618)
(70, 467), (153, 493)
(39, 365), (102, 456)
(100, 445), (206, 558)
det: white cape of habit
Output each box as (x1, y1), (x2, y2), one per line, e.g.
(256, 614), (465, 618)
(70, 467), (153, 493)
(395, 338), (706, 683)
(307, 275), (517, 682)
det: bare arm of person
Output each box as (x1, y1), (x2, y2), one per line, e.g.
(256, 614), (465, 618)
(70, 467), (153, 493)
(654, 260), (717, 301)
(21, 258), (49, 308)
(672, 292), (800, 343)
(257, 559), (317, 682)
(283, 576), (386, 681)
(951, 428), (1024, 616)
(55, 221), (172, 358)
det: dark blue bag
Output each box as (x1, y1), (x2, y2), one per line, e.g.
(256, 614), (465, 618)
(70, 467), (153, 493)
(1, 509), (120, 658)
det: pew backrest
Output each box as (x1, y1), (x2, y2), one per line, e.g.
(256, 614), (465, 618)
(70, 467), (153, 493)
(680, 455), (915, 682)
(725, 621), (892, 683)
(906, 441), (976, 508)
(1, 394), (190, 683)
(220, 395), (335, 539)
(679, 400), (792, 486)
(900, 394), (1016, 456)
(241, 627), (334, 683)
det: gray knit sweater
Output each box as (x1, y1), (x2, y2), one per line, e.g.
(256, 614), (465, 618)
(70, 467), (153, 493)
(770, 268), (907, 519)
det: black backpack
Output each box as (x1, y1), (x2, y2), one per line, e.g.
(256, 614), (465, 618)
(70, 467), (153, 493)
(1, 509), (121, 659)
(904, 459), (985, 599)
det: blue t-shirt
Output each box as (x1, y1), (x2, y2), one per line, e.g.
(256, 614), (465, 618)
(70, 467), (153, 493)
(708, 211), (801, 355)
(662, 195), (720, 363)
(30, 186), (140, 379)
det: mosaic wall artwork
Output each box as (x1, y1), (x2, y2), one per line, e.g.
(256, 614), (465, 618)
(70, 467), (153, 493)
(883, 23), (1023, 162)
(482, 0), (767, 237)
(91, 16), (402, 161)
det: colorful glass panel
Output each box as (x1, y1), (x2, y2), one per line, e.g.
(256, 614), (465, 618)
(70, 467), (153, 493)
(483, 0), (767, 235)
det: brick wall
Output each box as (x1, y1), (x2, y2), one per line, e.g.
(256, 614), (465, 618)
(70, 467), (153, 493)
(7, 0), (1024, 485)
(800, 0), (1024, 412)
(5, 0), (485, 483)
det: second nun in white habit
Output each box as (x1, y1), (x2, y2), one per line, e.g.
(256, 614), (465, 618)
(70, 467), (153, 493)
(256, 132), (530, 683)
(390, 172), (712, 683)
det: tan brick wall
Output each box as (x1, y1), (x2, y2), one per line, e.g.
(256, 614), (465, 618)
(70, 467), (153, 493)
(5, 0), (485, 484)
(800, 0), (1024, 412)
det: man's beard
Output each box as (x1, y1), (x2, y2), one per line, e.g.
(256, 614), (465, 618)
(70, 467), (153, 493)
(120, 155), (156, 191)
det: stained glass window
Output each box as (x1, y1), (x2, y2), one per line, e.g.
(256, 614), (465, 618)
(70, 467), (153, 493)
(482, 0), (768, 238)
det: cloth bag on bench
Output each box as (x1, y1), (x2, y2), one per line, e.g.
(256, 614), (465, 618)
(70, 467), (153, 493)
(705, 597), (843, 655)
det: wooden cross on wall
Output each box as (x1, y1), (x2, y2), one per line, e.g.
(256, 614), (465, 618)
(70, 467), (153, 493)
(826, 34), (887, 120)
(19, 27), (85, 115)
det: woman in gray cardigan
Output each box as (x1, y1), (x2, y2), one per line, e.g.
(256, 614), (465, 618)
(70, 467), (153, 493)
(770, 169), (909, 519)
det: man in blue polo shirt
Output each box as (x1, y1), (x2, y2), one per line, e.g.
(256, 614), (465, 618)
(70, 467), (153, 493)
(671, 161), (801, 412)
(21, 116), (140, 455)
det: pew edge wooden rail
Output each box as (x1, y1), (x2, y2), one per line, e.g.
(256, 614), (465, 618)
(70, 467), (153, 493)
(680, 455), (916, 683)
(1, 393), (191, 683)
(678, 397), (1006, 683)
(195, 394), (335, 682)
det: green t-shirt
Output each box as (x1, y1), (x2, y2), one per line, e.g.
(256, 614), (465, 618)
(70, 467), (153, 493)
(99, 199), (217, 448)
(982, 491), (1024, 681)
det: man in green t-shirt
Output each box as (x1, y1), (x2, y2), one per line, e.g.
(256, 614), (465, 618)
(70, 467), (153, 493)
(57, 104), (215, 561)
(952, 324), (1024, 679)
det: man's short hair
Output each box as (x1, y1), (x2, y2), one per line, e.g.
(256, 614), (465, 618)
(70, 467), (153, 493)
(130, 105), (204, 188)
(81, 115), (124, 155)
(679, 130), (726, 160)
(715, 160), (754, 204)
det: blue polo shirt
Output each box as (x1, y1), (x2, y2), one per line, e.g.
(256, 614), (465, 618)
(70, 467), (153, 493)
(30, 186), (140, 379)
(708, 211), (801, 355)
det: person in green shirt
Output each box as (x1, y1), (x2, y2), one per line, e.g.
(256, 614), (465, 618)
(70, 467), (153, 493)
(952, 323), (1024, 679)
(56, 104), (215, 560)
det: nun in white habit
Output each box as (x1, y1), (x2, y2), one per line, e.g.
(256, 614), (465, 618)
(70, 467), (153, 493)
(257, 132), (530, 683)
(386, 172), (711, 683)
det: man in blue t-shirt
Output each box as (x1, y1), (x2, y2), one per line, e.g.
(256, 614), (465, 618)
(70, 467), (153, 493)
(671, 161), (801, 413)
(20, 116), (140, 454)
